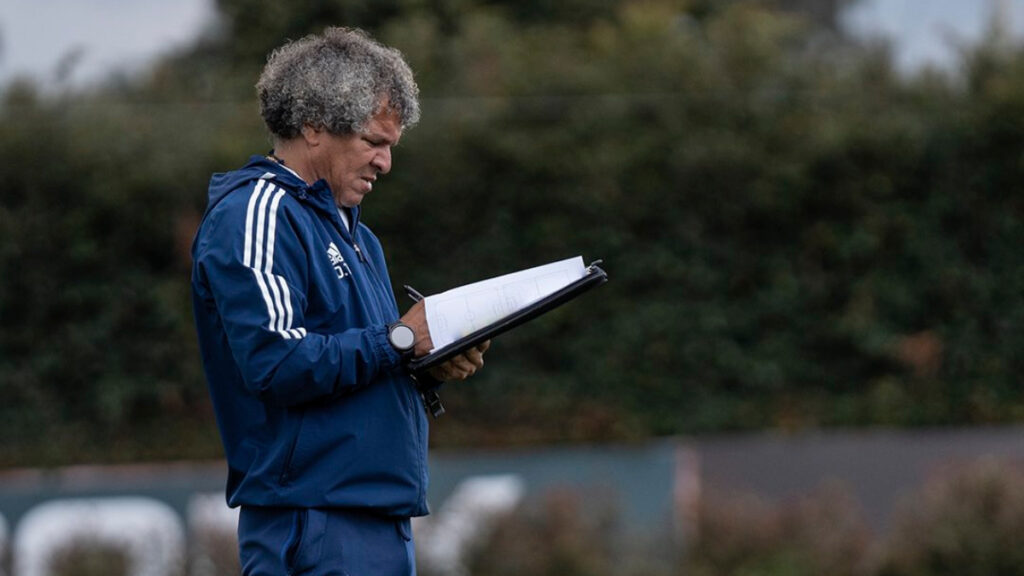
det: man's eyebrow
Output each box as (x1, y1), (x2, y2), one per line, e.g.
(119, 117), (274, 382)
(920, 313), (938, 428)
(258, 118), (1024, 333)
(366, 132), (401, 146)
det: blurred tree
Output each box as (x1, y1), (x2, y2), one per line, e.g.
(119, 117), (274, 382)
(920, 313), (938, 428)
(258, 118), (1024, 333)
(771, 0), (856, 31)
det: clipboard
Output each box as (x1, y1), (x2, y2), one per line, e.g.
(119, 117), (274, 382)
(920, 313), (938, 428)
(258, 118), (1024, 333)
(406, 261), (608, 417)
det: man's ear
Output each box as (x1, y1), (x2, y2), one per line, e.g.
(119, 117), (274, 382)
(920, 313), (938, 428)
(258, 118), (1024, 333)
(300, 125), (323, 146)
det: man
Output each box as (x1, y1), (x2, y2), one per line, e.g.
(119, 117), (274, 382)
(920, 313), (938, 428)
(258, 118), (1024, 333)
(191, 27), (487, 575)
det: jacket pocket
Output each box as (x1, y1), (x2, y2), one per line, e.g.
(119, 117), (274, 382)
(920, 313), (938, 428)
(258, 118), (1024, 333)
(278, 409), (308, 485)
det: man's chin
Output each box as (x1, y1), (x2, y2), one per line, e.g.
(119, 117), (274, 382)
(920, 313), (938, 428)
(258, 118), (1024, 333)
(337, 192), (365, 208)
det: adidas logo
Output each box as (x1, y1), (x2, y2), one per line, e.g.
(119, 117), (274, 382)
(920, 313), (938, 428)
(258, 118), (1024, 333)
(327, 242), (352, 279)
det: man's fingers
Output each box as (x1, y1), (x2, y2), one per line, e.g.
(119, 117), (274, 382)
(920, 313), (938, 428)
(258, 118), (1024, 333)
(440, 354), (478, 380)
(426, 342), (492, 381)
(464, 348), (485, 369)
(450, 354), (477, 376)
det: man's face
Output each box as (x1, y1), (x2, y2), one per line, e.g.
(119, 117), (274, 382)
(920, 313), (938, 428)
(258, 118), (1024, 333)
(312, 107), (403, 208)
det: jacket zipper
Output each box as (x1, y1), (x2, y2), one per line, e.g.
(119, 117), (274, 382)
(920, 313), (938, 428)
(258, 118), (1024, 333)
(337, 207), (428, 507)
(344, 213), (425, 500)
(330, 207), (390, 323)
(349, 229), (396, 322)
(351, 226), (426, 505)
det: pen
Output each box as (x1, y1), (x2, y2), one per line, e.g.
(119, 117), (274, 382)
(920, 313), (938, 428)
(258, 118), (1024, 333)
(404, 284), (425, 303)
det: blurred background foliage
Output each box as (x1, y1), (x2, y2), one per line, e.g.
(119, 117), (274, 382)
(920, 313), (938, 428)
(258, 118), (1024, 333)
(456, 460), (1024, 576)
(35, 459), (1024, 576)
(0, 0), (1022, 466)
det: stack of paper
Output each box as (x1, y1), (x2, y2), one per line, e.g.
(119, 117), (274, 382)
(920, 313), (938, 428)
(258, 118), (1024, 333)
(424, 256), (586, 351)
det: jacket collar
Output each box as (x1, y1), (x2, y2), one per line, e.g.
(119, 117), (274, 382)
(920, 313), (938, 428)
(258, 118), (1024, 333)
(242, 155), (362, 227)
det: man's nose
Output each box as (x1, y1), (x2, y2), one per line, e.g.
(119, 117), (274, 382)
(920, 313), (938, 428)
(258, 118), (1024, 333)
(372, 147), (392, 174)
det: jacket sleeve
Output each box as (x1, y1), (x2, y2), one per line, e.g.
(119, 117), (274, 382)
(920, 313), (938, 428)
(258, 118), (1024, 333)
(193, 186), (402, 407)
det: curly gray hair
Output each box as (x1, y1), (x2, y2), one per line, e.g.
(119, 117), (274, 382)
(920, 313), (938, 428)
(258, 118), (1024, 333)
(257, 27), (420, 139)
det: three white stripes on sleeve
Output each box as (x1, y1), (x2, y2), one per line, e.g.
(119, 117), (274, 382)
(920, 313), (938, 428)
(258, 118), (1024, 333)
(244, 179), (307, 340)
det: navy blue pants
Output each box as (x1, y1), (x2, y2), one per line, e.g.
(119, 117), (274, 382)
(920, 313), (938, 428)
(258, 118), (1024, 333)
(238, 507), (416, 576)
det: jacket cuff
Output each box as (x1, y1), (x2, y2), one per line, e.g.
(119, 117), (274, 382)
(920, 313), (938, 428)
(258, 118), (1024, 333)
(371, 324), (403, 371)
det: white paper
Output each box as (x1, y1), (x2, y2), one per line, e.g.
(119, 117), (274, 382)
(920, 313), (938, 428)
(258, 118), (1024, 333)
(424, 256), (587, 351)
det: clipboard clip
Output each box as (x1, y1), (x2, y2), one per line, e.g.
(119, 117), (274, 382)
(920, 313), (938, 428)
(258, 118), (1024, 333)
(586, 259), (604, 273)
(420, 388), (446, 418)
(409, 371), (446, 418)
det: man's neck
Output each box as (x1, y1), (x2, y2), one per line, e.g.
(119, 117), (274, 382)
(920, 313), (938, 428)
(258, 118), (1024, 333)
(271, 137), (350, 210)
(269, 141), (315, 186)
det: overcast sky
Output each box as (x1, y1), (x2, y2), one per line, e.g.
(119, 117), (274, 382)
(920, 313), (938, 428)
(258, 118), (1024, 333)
(844, 0), (1024, 72)
(1, 0), (1023, 88)
(0, 0), (214, 87)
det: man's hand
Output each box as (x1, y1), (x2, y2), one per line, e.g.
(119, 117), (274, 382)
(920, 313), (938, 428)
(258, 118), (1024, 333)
(399, 301), (490, 381)
(399, 300), (434, 356)
(428, 340), (490, 381)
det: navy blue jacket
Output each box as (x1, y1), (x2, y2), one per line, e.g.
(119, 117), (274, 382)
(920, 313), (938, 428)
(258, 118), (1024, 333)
(191, 156), (429, 517)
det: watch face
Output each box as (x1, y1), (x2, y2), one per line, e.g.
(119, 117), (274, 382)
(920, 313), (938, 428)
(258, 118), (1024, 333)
(390, 324), (416, 350)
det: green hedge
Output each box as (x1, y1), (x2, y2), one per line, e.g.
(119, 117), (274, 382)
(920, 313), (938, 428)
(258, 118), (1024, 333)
(1, 1), (1022, 464)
